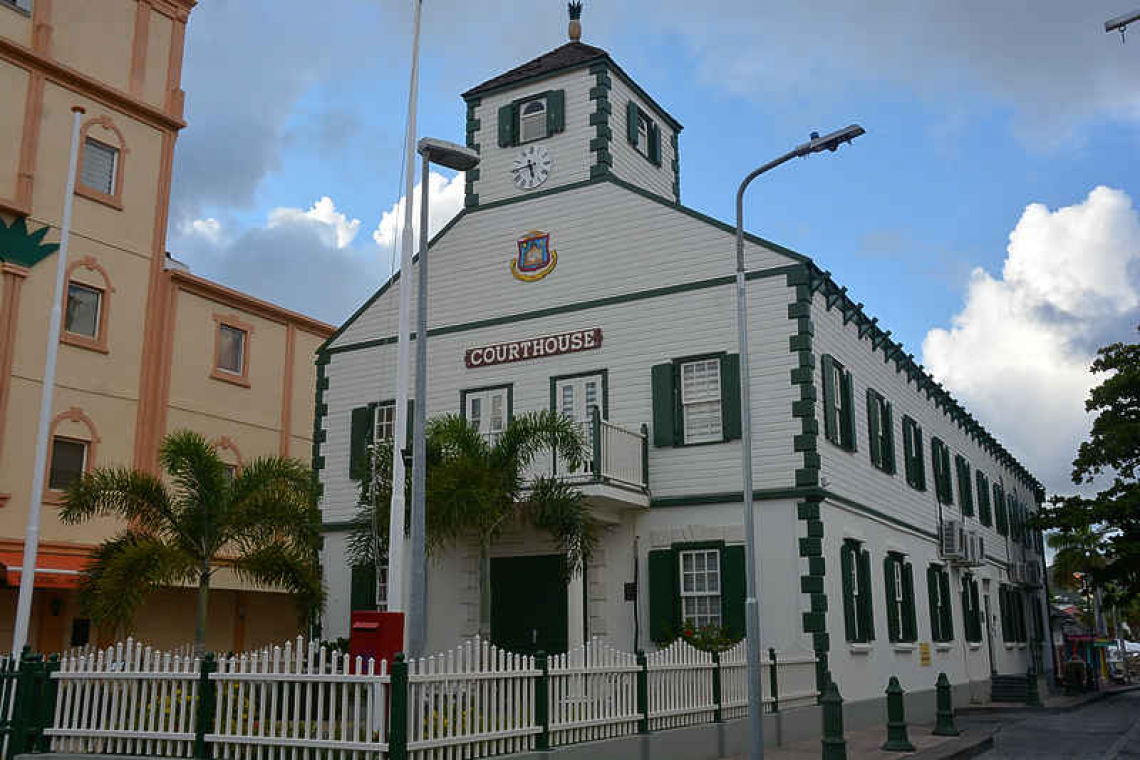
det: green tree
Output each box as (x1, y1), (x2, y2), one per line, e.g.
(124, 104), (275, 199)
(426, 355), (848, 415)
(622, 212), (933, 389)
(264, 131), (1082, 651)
(348, 410), (600, 636)
(60, 430), (324, 654)
(1046, 526), (1108, 591)
(1038, 328), (1140, 601)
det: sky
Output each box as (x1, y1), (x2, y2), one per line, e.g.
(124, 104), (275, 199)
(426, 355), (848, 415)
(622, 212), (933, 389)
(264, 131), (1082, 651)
(166, 1), (1140, 499)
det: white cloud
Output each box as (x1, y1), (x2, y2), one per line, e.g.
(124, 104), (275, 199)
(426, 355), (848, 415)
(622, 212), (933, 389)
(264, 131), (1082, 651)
(922, 187), (1140, 493)
(373, 171), (466, 250)
(182, 217), (224, 244)
(269, 196), (362, 249)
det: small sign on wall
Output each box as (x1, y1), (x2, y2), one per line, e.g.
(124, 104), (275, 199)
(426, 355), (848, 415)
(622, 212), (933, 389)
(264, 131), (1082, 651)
(919, 642), (932, 666)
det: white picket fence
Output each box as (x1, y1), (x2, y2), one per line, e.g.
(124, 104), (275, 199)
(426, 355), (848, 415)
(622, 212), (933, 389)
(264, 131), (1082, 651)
(208, 637), (389, 760)
(547, 639), (640, 746)
(48, 639), (200, 756)
(406, 637), (539, 759)
(645, 639), (716, 731)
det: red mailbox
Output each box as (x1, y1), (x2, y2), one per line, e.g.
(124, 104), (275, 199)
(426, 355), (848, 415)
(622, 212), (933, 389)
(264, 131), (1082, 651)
(349, 611), (404, 671)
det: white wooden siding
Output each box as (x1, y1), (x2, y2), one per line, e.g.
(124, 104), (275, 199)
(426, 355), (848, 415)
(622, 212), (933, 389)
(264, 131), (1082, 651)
(607, 75), (676, 202)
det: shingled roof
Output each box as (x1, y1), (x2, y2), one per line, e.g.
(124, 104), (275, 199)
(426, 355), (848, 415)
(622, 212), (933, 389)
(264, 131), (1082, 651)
(462, 42), (609, 98)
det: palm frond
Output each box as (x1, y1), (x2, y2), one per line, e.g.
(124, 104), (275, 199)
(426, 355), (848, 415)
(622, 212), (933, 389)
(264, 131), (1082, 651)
(494, 410), (587, 474)
(159, 430), (229, 536)
(59, 467), (175, 535)
(226, 457), (321, 549)
(76, 531), (196, 629)
(527, 475), (600, 580)
(230, 543), (325, 627)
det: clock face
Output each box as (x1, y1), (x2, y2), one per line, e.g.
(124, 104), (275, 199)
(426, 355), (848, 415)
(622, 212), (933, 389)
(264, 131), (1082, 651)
(511, 145), (552, 190)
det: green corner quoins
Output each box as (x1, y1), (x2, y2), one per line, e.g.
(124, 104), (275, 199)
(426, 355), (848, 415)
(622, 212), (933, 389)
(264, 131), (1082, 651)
(671, 132), (680, 203)
(589, 63), (612, 180)
(312, 353), (330, 494)
(465, 97), (481, 208)
(788, 264), (830, 694)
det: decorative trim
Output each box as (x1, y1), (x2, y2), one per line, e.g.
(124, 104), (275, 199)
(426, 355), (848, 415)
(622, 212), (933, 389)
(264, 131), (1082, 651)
(44, 407), (101, 504)
(8, 68), (46, 214)
(60, 255), (114, 354)
(279, 323), (296, 456)
(670, 131), (680, 203)
(212, 435), (245, 469)
(171, 270), (334, 337)
(0, 264), (29, 463)
(311, 354), (329, 492)
(30, 0), (52, 54)
(164, 15), (187, 117)
(464, 96), (481, 208)
(129, 0), (151, 97)
(588, 62), (612, 180)
(210, 312), (254, 388)
(75, 115), (129, 210)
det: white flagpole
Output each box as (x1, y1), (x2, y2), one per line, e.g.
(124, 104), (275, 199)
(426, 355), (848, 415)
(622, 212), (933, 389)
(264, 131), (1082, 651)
(12, 105), (86, 656)
(386, 0), (422, 618)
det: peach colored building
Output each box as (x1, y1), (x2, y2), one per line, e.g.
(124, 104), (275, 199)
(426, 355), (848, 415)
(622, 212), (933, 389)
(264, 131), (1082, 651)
(0, 0), (333, 654)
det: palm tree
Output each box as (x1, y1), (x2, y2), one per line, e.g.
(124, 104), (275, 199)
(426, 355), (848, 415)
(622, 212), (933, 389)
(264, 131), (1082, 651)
(348, 410), (600, 637)
(1048, 526), (1108, 591)
(60, 430), (324, 655)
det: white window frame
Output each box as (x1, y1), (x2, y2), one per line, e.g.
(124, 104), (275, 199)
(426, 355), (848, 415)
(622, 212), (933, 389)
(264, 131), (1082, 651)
(216, 324), (246, 375)
(81, 137), (119, 196)
(636, 113), (649, 157)
(375, 401), (396, 443)
(679, 548), (722, 629)
(64, 281), (103, 339)
(680, 358), (722, 445)
(891, 558), (905, 637)
(519, 98), (548, 143)
(376, 562), (389, 612)
(49, 436), (87, 491)
(465, 387), (509, 442)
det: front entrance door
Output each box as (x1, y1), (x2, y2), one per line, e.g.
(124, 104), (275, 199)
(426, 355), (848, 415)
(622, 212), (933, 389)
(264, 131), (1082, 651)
(553, 374), (603, 477)
(490, 555), (568, 655)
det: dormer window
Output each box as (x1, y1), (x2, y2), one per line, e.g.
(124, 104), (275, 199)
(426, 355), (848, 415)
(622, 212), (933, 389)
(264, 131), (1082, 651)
(636, 114), (649, 158)
(519, 99), (548, 143)
(626, 101), (662, 166)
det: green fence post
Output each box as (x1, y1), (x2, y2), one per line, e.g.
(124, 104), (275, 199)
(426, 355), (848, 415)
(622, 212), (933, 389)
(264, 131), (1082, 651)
(1024, 666), (1043, 708)
(389, 653), (408, 760)
(768, 647), (779, 714)
(820, 680), (847, 760)
(33, 654), (60, 753)
(881, 676), (915, 752)
(932, 672), (959, 736)
(9, 648), (40, 760)
(591, 407), (602, 479)
(535, 652), (550, 749)
(193, 652), (217, 760)
(636, 650), (649, 735)
(711, 650), (723, 723)
(640, 424), (649, 489)
(0, 655), (15, 760)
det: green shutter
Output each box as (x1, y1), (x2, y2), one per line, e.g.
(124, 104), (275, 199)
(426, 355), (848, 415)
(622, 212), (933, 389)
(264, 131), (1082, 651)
(350, 564), (377, 612)
(914, 426), (926, 490)
(977, 472), (991, 526)
(927, 566), (941, 641)
(841, 542), (857, 642)
(959, 458), (973, 516)
(884, 555), (900, 643)
(858, 547), (874, 642)
(721, 353), (741, 441)
(902, 563), (916, 642)
(867, 389), (882, 468)
(821, 355), (837, 444)
(969, 579), (981, 642)
(546, 89), (565, 134)
(882, 400), (895, 474)
(648, 549), (678, 643)
(651, 363), (677, 447)
(648, 122), (661, 165)
(349, 404), (374, 480)
(841, 370), (857, 451)
(939, 571), (953, 641)
(498, 103), (517, 147)
(627, 100), (639, 145)
(959, 580), (970, 644)
(998, 586), (1009, 642)
(902, 418), (914, 484)
(995, 485), (1007, 535)
(720, 545), (745, 639)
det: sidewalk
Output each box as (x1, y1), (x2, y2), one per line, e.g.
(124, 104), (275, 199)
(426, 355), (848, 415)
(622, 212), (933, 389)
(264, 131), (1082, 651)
(957, 681), (1140, 716)
(723, 721), (996, 760)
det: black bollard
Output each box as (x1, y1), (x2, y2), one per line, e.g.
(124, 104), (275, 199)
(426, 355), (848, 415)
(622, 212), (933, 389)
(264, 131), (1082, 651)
(932, 672), (960, 736)
(821, 680), (848, 760)
(881, 676), (916, 751)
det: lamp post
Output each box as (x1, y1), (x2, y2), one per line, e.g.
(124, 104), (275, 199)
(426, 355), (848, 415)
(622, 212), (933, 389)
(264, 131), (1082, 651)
(733, 124), (864, 759)
(407, 137), (480, 659)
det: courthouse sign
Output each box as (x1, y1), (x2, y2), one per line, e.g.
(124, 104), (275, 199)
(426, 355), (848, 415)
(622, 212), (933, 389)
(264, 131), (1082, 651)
(465, 328), (602, 368)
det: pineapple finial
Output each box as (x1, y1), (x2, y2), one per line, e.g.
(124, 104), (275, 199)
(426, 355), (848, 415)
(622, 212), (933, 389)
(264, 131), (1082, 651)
(568, 2), (582, 41)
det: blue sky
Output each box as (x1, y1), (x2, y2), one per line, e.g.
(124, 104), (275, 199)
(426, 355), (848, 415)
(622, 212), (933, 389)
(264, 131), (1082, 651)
(167, 1), (1140, 495)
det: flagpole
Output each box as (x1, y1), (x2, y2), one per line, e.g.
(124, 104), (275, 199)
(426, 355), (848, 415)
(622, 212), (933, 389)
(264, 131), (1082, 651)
(386, 0), (422, 619)
(12, 105), (86, 656)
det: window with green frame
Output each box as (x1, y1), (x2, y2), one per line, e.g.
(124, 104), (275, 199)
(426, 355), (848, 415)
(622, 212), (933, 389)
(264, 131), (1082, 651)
(349, 400), (411, 480)
(976, 471), (992, 527)
(1008, 495), (1021, 543)
(822, 355), (857, 451)
(927, 564), (953, 642)
(955, 455), (974, 517)
(960, 575), (982, 643)
(883, 553), (917, 643)
(841, 539), (874, 643)
(994, 482), (1008, 536)
(626, 101), (663, 165)
(902, 416), (926, 490)
(866, 389), (896, 474)
(497, 90), (566, 147)
(651, 354), (741, 447)
(999, 584), (1027, 643)
(931, 437), (953, 505)
(647, 542), (745, 643)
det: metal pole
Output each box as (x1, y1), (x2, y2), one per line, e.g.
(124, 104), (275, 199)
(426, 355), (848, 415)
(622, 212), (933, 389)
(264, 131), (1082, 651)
(387, 0), (422, 617)
(12, 105), (85, 656)
(408, 151), (430, 658)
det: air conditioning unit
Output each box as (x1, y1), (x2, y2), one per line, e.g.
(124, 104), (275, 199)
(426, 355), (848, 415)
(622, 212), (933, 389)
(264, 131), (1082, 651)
(940, 520), (967, 562)
(966, 532), (985, 567)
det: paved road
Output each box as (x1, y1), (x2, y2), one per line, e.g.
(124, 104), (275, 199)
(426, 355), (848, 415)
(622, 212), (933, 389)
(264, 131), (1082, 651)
(975, 690), (1140, 759)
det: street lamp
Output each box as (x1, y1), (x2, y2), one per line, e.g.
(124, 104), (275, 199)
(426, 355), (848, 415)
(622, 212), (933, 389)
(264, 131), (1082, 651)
(733, 124), (864, 759)
(1106, 10), (1140, 41)
(407, 137), (480, 658)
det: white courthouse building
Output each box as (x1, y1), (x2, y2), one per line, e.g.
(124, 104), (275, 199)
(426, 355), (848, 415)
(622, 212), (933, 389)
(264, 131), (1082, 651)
(315, 28), (1050, 710)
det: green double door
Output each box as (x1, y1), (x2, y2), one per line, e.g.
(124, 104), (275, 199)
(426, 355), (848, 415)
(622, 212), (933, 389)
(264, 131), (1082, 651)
(490, 554), (568, 655)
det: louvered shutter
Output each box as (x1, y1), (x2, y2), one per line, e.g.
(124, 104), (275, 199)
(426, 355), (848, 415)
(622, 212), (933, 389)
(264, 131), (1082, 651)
(903, 419), (914, 484)
(939, 571), (953, 641)
(648, 123), (662, 165)
(882, 400), (895, 474)
(884, 556), (900, 643)
(960, 580), (971, 643)
(648, 549), (678, 643)
(902, 563), (917, 642)
(81, 139), (117, 194)
(350, 564), (377, 612)
(546, 89), (565, 134)
(720, 353), (741, 441)
(821, 355), (837, 444)
(406, 399), (415, 450)
(927, 566), (941, 641)
(841, 542), (857, 642)
(349, 405), (375, 480)
(627, 100), (639, 145)
(998, 586), (1009, 642)
(498, 104), (517, 147)
(969, 579), (981, 642)
(858, 547), (874, 641)
(914, 427), (926, 490)
(651, 363), (677, 446)
(720, 545), (745, 639)
(867, 389), (882, 468)
(841, 370), (857, 451)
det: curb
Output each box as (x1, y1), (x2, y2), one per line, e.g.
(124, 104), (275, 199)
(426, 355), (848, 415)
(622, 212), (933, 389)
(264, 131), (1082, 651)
(908, 729), (997, 760)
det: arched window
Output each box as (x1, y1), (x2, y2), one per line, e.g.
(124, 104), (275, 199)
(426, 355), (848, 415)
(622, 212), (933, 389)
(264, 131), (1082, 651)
(75, 115), (129, 210)
(44, 407), (100, 503)
(60, 256), (114, 353)
(519, 98), (547, 143)
(213, 436), (244, 483)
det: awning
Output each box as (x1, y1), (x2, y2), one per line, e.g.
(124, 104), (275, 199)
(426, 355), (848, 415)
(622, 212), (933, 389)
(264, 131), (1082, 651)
(0, 548), (89, 589)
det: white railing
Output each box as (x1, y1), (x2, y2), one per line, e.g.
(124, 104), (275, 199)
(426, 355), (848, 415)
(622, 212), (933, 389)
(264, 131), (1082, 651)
(645, 639), (716, 731)
(48, 639), (199, 756)
(406, 637), (539, 759)
(596, 418), (646, 489)
(208, 637), (388, 760)
(547, 639), (640, 746)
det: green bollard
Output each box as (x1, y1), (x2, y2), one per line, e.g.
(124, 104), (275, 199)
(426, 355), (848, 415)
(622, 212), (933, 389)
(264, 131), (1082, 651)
(1024, 667), (1043, 708)
(932, 672), (960, 736)
(821, 680), (847, 760)
(881, 676), (916, 751)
